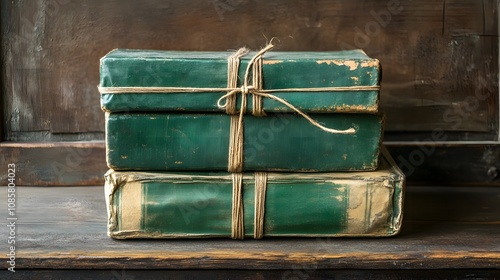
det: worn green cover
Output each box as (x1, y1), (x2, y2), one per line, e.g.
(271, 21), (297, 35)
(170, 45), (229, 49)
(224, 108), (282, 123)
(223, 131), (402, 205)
(105, 147), (404, 239)
(105, 112), (383, 172)
(100, 49), (380, 113)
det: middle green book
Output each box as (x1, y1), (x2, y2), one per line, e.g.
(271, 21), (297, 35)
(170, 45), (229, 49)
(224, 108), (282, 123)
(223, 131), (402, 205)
(106, 112), (383, 172)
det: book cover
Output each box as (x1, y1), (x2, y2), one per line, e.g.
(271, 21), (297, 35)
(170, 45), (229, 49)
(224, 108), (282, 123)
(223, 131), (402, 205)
(100, 49), (380, 113)
(105, 112), (383, 172)
(105, 147), (404, 239)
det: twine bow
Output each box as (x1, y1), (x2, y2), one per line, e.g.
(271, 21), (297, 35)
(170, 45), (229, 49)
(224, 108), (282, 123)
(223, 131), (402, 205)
(217, 43), (356, 135)
(219, 42), (356, 173)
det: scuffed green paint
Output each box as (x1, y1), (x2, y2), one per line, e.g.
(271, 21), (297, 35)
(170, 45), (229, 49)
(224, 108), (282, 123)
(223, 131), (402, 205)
(106, 148), (404, 238)
(99, 49), (380, 113)
(106, 112), (383, 172)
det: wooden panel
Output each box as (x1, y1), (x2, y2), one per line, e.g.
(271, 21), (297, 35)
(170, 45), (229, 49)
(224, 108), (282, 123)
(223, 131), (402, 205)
(0, 142), (106, 186)
(484, 0), (500, 35)
(1, 0), (106, 136)
(0, 186), (498, 271)
(404, 185), (500, 222)
(387, 144), (500, 186)
(444, 0), (484, 35)
(1, 0), (498, 185)
(2, 1), (53, 134)
(1, 0), (498, 141)
(384, 35), (498, 136)
(2, 269), (499, 280)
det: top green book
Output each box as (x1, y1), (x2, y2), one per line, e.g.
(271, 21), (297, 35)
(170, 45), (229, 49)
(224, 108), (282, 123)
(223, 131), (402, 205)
(99, 49), (380, 113)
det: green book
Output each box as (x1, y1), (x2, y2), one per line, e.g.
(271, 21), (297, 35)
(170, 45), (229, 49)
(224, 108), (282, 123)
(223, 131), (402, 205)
(105, 147), (404, 239)
(99, 49), (380, 113)
(106, 112), (384, 172)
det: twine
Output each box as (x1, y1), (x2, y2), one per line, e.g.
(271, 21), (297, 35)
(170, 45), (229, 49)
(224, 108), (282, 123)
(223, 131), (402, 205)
(99, 85), (379, 94)
(226, 48), (249, 114)
(231, 172), (268, 240)
(99, 85), (380, 94)
(252, 54), (265, 116)
(231, 173), (244, 240)
(228, 115), (243, 173)
(254, 172), (267, 239)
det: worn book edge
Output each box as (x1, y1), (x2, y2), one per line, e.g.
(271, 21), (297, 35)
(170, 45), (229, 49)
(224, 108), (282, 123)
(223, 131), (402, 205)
(105, 146), (404, 239)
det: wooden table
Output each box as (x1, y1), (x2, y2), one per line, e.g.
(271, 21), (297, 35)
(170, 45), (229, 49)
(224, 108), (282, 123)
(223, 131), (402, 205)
(0, 185), (499, 279)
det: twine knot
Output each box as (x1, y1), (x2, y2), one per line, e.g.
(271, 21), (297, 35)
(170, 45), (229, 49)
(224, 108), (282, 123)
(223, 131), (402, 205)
(241, 86), (251, 95)
(220, 42), (357, 132)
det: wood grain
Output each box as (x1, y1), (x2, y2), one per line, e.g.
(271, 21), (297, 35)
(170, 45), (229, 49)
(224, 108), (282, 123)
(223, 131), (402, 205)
(2, 269), (499, 280)
(2, 142), (500, 186)
(0, 141), (107, 186)
(387, 144), (500, 186)
(0, 0), (499, 185)
(0, 186), (497, 271)
(1, 0), (498, 141)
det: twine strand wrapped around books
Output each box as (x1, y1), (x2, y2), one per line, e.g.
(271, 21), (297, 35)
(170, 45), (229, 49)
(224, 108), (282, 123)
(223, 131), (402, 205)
(231, 173), (244, 239)
(231, 172), (267, 240)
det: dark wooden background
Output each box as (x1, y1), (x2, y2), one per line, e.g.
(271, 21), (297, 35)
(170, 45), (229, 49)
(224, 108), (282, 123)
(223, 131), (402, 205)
(1, 0), (499, 185)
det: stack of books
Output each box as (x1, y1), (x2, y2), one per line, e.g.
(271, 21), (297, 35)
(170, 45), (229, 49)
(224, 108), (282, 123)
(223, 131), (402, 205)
(99, 46), (404, 239)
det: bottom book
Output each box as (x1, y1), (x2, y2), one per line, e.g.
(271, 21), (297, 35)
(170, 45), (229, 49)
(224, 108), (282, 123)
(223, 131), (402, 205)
(105, 147), (404, 239)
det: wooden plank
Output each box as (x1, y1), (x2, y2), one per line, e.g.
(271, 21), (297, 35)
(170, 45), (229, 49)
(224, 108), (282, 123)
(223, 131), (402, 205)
(1, 0), (498, 141)
(382, 35), (498, 135)
(2, 142), (500, 186)
(483, 0), (499, 36)
(0, 186), (498, 271)
(1, 0), (498, 185)
(387, 144), (500, 186)
(3, 131), (104, 142)
(0, 141), (107, 186)
(1, 269), (499, 279)
(1, 1), (54, 133)
(444, 0), (484, 35)
(1, 0), (104, 135)
(404, 185), (500, 222)
(0, 1), (4, 142)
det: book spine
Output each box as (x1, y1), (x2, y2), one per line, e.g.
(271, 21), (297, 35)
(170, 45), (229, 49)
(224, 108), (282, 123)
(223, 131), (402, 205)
(105, 169), (403, 239)
(106, 113), (383, 171)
